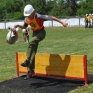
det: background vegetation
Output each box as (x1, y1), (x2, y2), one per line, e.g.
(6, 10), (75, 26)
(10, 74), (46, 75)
(0, 0), (93, 20)
(0, 27), (93, 92)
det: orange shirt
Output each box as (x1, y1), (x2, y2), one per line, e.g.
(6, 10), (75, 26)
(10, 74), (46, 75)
(25, 17), (43, 31)
(24, 13), (52, 31)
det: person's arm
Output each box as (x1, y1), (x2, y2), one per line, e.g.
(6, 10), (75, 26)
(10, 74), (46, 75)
(36, 13), (68, 27)
(14, 19), (28, 29)
(14, 24), (26, 29)
(52, 16), (68, 27)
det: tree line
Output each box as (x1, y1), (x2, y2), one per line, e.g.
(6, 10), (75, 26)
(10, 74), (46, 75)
(0, 0), (93, 20)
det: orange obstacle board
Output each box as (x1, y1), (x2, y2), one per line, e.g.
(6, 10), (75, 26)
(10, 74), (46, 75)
(16, 52), (88, 84)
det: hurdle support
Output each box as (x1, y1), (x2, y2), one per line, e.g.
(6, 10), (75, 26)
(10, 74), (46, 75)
(16, 52), (88, 85)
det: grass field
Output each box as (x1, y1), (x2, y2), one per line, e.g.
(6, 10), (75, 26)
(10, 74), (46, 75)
(0, 27), (93, 93)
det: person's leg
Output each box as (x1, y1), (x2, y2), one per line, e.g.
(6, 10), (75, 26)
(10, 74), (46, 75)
(23, 33), (26, 42)
(86, 20), (88, 28)
(23, 41), (38, 80)
(27, 30), (46, 68)
(21, 30), (46, 79)
(26, 35), (29, 43)
(27, 37), (39, 72)
(92, 20), (93, 27)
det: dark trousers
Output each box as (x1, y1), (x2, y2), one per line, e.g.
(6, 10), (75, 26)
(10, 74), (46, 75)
(27, 29), (46, 72)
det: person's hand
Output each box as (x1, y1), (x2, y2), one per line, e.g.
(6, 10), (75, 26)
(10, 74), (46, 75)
(14, 25), (26, 29)
(62, 22), (68, 27)
(14, 25), (18, 28)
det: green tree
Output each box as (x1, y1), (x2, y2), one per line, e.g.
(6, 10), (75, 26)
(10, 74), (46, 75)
(77, 0), (88, 16)
(77, 0), (93, 16)
(13, 12), (24, 20)
(30, 0), (48, 14)
(46, 0), (56, 15)
(64, 0), (78, 16)
(49, 0), (73, 17)
(0, 0), (23, 19)
(1, 0), (93, 19)
(49, 0), (65, 16)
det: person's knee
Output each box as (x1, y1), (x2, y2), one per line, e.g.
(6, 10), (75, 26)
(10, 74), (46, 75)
(28, 41), (38, 48)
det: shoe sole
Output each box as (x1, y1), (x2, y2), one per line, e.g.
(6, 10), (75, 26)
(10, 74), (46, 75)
(21, 63), (30, 67)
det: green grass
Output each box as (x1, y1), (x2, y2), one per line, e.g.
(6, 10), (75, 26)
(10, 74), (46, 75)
(0, 27), (93, 93)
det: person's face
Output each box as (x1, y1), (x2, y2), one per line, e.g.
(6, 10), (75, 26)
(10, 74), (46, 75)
(28, 12), (35, 18)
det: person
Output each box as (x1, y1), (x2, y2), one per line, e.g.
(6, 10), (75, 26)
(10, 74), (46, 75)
(91, 14), (93, 27)
(14, 4), (68, 80)
(87, 14), (91, 28)
(22, 27), (30, 43)
(84, 14), (88, 28)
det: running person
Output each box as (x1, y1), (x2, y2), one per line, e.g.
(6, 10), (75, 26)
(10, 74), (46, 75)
(14, 4), (68, 80)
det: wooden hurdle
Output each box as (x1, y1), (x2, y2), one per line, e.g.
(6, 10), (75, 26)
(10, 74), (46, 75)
(16, 52), (88, 85)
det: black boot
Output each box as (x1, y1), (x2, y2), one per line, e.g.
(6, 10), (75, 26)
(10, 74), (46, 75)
(21, 59), (30, 67)
(24, 71), (35, 80)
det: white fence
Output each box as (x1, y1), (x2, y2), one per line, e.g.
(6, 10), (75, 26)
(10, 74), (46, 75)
(0, 17), (85, 29)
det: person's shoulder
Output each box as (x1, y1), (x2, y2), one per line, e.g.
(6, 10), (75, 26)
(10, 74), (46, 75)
(35, 13), (43, 18)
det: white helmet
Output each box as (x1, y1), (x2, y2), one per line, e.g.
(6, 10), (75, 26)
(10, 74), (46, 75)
(6, 27), (18, 44)
(22, 29), (26, 33)
(24, 4), (35, 16)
